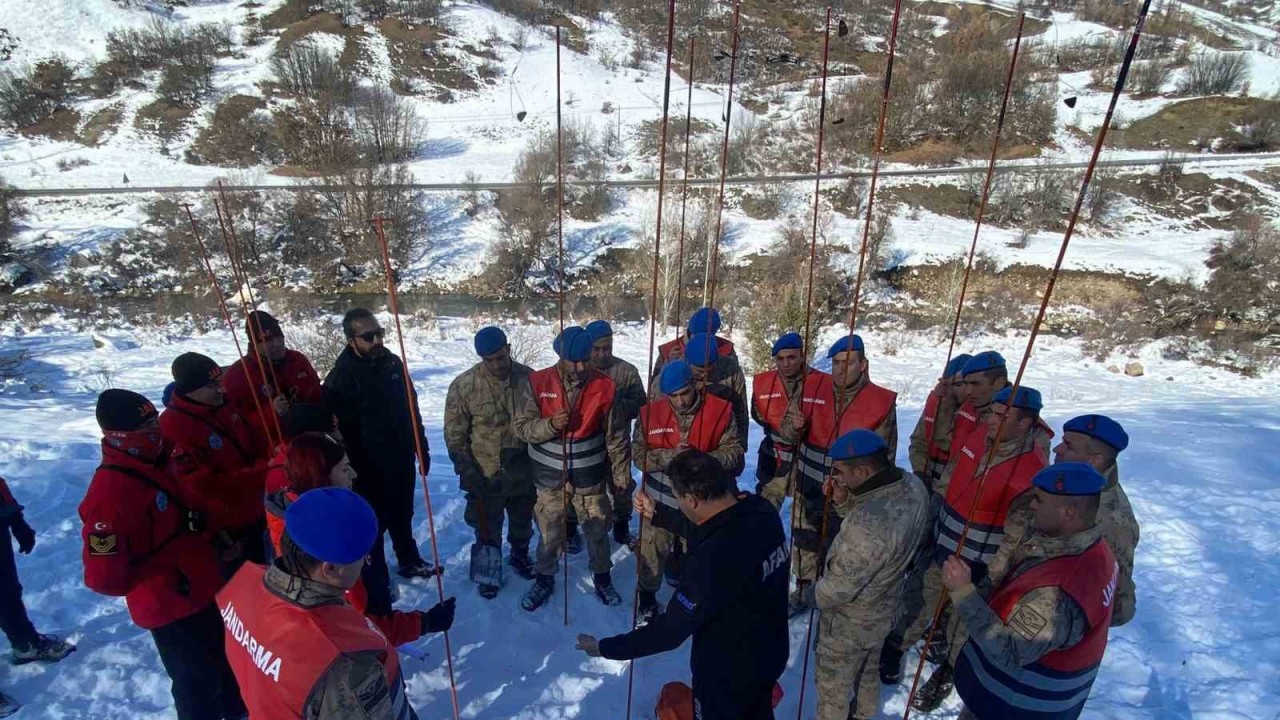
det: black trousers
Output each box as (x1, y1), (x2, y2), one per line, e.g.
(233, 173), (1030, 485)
(150, 604), (246, 720)
(0, 534), (37, 650)
(696, 680), (774, 720)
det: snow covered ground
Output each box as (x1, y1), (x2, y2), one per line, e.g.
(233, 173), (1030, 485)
(0, 316), (1276, 718)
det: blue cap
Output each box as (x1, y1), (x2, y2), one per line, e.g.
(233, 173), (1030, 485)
(659, 360), (694, 395)
(1032, 461), (1107, 496)
(684, 333), (719, 367)
(553, 326), (593, 362)
(687, 307), (721, 335)
(826, 334), (865, 358)
(585, 320), (613, 341)
(772, 332), (803, 356)
(945, 353), (973, 378)
(829, 429), (887, 461)
(993, 384), (1042, 411)
(474, 326), (507, 357)
(1063, 414), (1128, 452)
(961, 351), (1006, 376)
(161, 381), (176, 409)
(285, 487), (379, 564)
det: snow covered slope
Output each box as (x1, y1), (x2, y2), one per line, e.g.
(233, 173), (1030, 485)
(0, 318), (1276, 718)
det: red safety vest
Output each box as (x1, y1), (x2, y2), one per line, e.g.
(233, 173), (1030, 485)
(936, 430), (1046, 565)
(922, 393), (948, 462)
(950, 399), (1055, 461)
(526, 367), (615, 490)
(640, 393), (734, 526)
(954, 539), (1118, 720)
(217, 563), (411, 720)
(795, 373), (897, 491)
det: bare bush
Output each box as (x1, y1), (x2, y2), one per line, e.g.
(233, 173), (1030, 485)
(189, 95), (280, 167)
(287, 320), (347, 376)
(1129, 58), (1173, 96)
(273, 96), (359, 171)
(352, 85), (427, 163)
(0, 57), (76, 128)
(1179, 51), (1249, 96)
(1155, 151), (1184, 189)
(309, 164), (431, 271)
(1084, 164), (1121, 225)
(1205, 215), (1280, 326)
(272, 43), (355, 102)
(0, 176), (27, 255)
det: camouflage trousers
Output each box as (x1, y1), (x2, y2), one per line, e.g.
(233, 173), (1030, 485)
(569, 467), (634, 526)
(892, 556), (944, 652)
(464, 489), (534, 550)
(636, 516), (686, 593)
(791, 497), (841, 584)
(815, 618), (882, 720)
(533, 485), (613, 576)
(756, 472), (792, 511)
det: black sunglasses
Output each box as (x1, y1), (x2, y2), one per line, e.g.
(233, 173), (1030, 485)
(355, 329), (385, 343)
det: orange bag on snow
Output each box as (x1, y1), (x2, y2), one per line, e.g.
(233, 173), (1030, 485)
(656, 681), (785, 720)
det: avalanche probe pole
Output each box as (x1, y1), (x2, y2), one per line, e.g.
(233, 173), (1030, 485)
(672, 34), (696, 337)
(702, 0), (742, 311)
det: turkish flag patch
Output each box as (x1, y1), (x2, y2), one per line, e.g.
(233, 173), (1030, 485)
(88, 533), (118, 556)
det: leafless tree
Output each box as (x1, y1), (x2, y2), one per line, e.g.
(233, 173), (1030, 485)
(352, 85), (427, 163)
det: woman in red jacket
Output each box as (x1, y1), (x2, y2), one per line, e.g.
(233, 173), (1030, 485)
(266, 433), (429, 646)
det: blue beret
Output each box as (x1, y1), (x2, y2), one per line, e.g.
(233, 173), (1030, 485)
(684, 333), (719, 367)
(585, 320), (613, 341)
(826, 334), (865, 358)
(993, 384), (1042, 411)
(687, 307), (722, 335)
(1032, 461), (1106, 496)
(474, 326), (507, 357)
(659, 360), (694, 395)
(829, 429), (887, 461)
(772, 332), (803, 355)
(945, 353), (973, 378)
(285, 487), (379, 564)
(553, 326), (593, 362)
(961, 351), (1005, 376)
(1064, 414), (1128, 452)
(161, 381), (176, 409)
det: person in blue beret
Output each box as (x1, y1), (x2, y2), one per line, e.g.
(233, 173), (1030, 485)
(442, 326), (539, 599)
(942, 462), (1118, 720)
(583, 320), (647, 546)
(512, 327), (626, 612)
(652, 306), (744, 391)
(750, 332), (812, 510)
(950, 350), (1009, 452)
(808, 430), (931, 720)
(677, 333), (750, 470)
(907, 353), (971, 486)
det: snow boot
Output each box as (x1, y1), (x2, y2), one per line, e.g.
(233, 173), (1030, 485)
(594, 572), (623, 606)
(565, 521), (584, 556)
(637, 590), (659, 626)
(521, 575), (556, 612)
(612, 518), (634, 547)
(508, 546), (536, 581)
(478, 583), (500, 600)
(910, 662), (954, 713)
(0, 692), (18, 718)
(397, 559), (439, 580)
(879, 637), (905, 686)
(787, 581), (812, 619)
(11, 635), (74, 665)
(924, 606), (952, 665)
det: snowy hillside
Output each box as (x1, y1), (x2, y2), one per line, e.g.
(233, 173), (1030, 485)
(0, 318), (1276, 718)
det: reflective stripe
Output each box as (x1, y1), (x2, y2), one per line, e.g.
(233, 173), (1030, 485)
(528, 437), (609, 470)
(389, 672), (413, 720)
(645, 472), (681, 509)
(935, 503), (1004, 563)
(957, 642), (1098, 717)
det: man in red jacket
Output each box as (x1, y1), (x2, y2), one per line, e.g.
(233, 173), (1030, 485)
(161, 352), (271, 567)
(222, 311), (323, 443)
(80, 389), (245, 720)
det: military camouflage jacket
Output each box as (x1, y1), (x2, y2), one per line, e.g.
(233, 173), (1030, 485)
(443, 361), (535, 488)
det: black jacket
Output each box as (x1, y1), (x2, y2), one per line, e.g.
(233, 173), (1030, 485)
(323, 347), (430, 483)
(600, 494), (789, 719)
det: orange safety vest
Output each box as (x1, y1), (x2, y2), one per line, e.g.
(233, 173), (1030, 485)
(954, 539), (1117, 720)
(526, 367), (616, 490)
(751, 369), (826, 471)
(795, 373), (897, 495)
(936, 430), (1046, 566)
(640, 393), (733, 531)
(216, 563), (412, 720)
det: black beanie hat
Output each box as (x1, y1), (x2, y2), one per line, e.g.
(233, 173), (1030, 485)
(246, 310), (282, 343)
(171, 352), (224, 394)
(96, 389), (158, 432)
(283, 403), (337, 441)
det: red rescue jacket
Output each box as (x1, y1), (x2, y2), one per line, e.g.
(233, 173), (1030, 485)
(936, 430), (1046, 566)
(223, 350), (323, 443)
(161, 394), (270, 531)
(795, 373), (897, 493)
(217, 563), (413, 720)
(526, 367), (615, 490)
(640, 393), (734, 533)
(752, 369), (825, 474)
(79, 444), (225, 629)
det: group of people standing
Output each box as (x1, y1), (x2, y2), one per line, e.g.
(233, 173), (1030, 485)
(0, 303), (1138, 719)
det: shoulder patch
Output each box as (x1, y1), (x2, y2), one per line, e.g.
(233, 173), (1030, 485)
(1008, 605), (1049, 641)
(208, 433), (223, 450)
(88, 533), (118, 556)
(673, 591), (697, 614)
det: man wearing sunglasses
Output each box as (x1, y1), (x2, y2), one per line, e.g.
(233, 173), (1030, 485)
(222, 311), (323, 449)
(323, 309), (435, 619)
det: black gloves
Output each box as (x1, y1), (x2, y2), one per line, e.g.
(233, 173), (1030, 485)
(11, 517), (35, 555)
(423, 597), (456, 634)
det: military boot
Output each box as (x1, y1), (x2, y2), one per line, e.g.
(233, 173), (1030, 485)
(508, 546), (536, 580)
(11, 635), (74, 665)
(565, 519), (584, 555)
(612, 518), (634, 547)
(910, 662), (954, 713)
(478, 583), (499, 600)
(787, 581), (813, 619)
(521, 574), (556, 612)
(637, 591), (659, 625)
(594, 572), (623, 606)
(879, 636), (905, 685)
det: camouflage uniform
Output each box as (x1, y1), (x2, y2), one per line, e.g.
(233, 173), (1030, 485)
(633, 393), (743, 593)
(512, 366), (626, 577)
(814, 468), (930, 720)
(443, 361), (536, 552)
(752, 372), (805, 510)
(598, 356), (646, 524)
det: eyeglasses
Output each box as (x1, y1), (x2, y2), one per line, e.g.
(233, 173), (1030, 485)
(356, 329), (385, 343)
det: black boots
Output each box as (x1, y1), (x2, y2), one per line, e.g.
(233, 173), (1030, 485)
(521, 574), (556, 612)
(910, 662), (955, 712)
(508, 546), (536, 580)
(594, 572), (622, 606)
(637, 591), (659, 625)
(879, 637), (905, 685)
